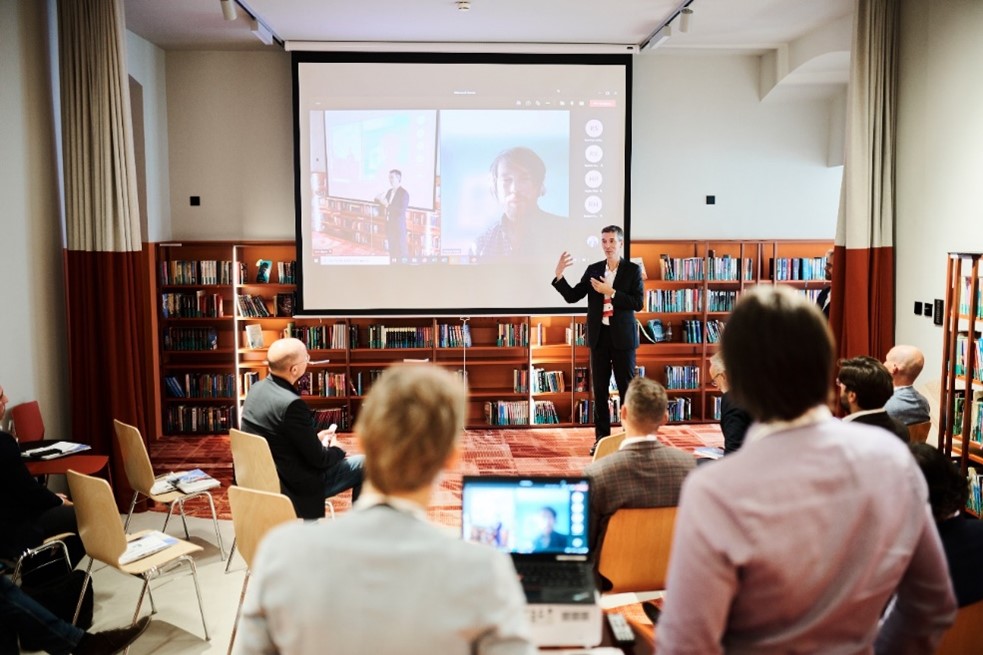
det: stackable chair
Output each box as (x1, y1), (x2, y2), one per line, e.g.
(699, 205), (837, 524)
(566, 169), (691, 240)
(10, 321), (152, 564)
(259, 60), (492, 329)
(226, 486), (297, 654)
(907, 420), (932, 445)
(67, 470), (209, 648)
(591, 431), (627, 462)
(596, 507), (678, 595)
(10, 400), (46, 442)
(114, 419), (225, 560)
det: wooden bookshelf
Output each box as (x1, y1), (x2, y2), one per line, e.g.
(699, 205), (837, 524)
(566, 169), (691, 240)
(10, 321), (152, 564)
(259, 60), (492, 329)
(939, 252), (983, 475)
(148, 239), (831, 437)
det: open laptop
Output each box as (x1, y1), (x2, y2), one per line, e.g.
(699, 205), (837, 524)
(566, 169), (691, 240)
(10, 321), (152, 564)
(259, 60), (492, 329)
(461, 475), (602, 647)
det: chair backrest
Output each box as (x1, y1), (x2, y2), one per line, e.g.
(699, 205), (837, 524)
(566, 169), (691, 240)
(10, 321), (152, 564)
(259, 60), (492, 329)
(228, 486), (296, 569)
(66, 470), (128, 566)
(229, 428), (280, 493)
(934, 598), (983, 654)
(592, 431), (627, 462)
(908, 421), (932, 445)
(11, 401), (45, 442)
(113, 419), (157, 495)
(597, 507), (678, 594)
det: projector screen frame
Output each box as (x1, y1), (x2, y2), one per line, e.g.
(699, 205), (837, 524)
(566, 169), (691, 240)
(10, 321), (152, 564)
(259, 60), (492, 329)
(292, 50), (633, 317)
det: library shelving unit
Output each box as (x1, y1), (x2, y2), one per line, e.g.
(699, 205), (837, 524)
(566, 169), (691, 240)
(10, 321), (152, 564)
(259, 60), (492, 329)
(939, 252), (983, 476)
(629, 239), (831, 424)
(154, 242), (238, 437)
(148, 239), (831, 437)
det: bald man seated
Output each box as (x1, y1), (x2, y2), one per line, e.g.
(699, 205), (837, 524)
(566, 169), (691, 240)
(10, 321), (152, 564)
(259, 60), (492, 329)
(884, 345), (932, 426)
(240, 338), (364, 519)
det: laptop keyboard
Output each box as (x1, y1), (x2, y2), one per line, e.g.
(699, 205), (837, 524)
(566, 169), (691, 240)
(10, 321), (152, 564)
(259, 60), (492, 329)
(516, 562), (593, 589)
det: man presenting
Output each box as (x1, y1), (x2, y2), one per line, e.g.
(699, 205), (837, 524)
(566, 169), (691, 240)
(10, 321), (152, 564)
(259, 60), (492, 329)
(816, 247), (834, 318)
(376, 169), (409, 263)
(553, 225), (644, 452)
(884, 344), (932, 425)
(240, 338), (363, 519)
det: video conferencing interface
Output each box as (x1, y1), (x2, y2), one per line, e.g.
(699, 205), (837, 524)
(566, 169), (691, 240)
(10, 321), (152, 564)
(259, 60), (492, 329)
(294, 54), (631, 314)
(461, 477), (590, 556)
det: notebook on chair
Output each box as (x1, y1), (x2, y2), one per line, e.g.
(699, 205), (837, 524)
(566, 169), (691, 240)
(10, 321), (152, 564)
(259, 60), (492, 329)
(460, 475), (596, 604)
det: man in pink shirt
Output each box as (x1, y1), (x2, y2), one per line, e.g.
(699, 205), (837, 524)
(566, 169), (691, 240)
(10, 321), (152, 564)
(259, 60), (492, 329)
(657, 286), (956, 655)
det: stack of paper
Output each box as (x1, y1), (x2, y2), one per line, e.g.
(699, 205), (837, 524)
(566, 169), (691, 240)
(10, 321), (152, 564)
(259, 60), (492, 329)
(119, 531), (177, 565)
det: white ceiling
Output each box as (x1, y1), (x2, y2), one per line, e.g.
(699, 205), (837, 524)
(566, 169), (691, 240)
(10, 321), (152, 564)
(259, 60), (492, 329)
(123, 0), (855, 56)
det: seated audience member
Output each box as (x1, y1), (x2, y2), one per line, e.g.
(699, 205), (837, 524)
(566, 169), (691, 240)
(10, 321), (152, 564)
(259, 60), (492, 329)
(240, 338), (364, 520)
(884, 345), (932, 425)
(837, 356), (910, 443)
(0, 384), (84, 568)
(0, 576), (150, 654)
(910, 443), (983, 608)
(583, 376), (694, 553)
(708, 353), (752, 454)
(657, 286), (956, 654)
(235, 365), (535, 655)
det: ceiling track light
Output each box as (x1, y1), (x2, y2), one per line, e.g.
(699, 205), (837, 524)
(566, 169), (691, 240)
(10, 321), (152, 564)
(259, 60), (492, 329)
(680, 7), (693, 33)
(220, 0), (237, 21)
(456, 0), (471, 11)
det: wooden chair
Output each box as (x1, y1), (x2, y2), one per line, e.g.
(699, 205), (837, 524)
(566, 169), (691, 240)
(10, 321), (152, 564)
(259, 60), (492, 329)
(114, 419), (225, 560)
(10, 400), (45, 442)
(934, 597), (983, 654)
(597, 507), (678, 594)
(226, 486), (297, 655)
(592, 431), (627, 462)
(908, 420), (932, 444)
(66, 470), (209, 647)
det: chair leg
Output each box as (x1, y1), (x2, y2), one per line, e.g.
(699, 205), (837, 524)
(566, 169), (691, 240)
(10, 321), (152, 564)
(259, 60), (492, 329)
(181, 555), (210, 641)
(178, 499), (191, 539)
(72, 559), (94, 625)
(227, 573), (250, 655)
(124, 491), (141, 533)
(126, 579), (151, 655)
(204, 491), (226, 560)
(224, 537), (238, 574)
(162, 500), (178, 533)
(147, 584), (157, 614)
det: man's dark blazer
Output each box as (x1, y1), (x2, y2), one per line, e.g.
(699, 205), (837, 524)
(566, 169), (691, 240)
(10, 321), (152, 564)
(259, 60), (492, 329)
(816, 286), (831, 318)
(850, 410), (910, 443)
(551, 258), (644, 349)
(385, 186), (409, 258)
(240, 375), (346, 519)
(720, 392), (753, 454)
(937, 513), (983, 607)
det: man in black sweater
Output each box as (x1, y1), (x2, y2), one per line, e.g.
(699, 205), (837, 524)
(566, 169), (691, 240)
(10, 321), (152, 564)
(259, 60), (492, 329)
(240, 339), (363, 519)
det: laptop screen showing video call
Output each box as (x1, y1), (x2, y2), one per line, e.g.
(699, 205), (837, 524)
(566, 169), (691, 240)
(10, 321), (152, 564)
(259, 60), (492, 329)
(461, 476), (590, 556)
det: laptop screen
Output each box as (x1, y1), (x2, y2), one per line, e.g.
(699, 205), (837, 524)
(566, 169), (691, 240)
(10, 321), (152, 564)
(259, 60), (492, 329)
(461, 476), (590, 556)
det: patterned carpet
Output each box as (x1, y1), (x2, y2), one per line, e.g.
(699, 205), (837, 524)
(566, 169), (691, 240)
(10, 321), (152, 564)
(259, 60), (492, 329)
(148, 424), (723, 527)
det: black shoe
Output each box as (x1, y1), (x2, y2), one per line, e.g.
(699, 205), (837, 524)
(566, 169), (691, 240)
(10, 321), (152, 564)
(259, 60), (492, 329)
(642, 600), (662, 624)
(76, 616), (151, 655)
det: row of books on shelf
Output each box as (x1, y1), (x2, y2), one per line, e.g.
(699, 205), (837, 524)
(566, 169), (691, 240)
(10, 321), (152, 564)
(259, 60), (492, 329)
(313, 407), (350, 431)
(163, 374), (236, 399)
(242, 260), (296, 285)
(968, 469), (983, 515)
(160, 260), (234, 286)
(665, 365), (701, 390)
(659, 255), (755, 282)
(532, 368), (566, 394)
(164, 405), (234, 434)
(960, 278), (983, 319)
(237, 294), (273, 318)
(532, 401), (560, 424)
(645, 288), (702, 313)
(712, 395), (722, 420)
(485, 400), (566, 426)
(438, 323), (472, 348)
(679, 319), (725, 344)
(769, 256), (828, 282)
(368, 325), (433, 349)
(954, 335), (983, 381)
(297, 371), (351, 398)
(667, 397), (692, 422)
(286, 322), (350, 350)
(574, 398), (620, 425)
(954, 392), (983, 445)
(498, 323), (529, 347)
(163, 327), (218, 351)
(608, 367), (648, 392)
(565, 323), (588, 346)
(161, 292), (224, 319)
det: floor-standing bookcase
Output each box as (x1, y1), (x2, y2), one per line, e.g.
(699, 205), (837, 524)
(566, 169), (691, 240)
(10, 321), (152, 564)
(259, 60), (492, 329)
(148, 239), (831, 438)
(939, 252), (983, 476)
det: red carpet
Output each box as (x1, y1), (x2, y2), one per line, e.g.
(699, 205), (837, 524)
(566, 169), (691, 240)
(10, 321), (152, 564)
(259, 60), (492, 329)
(148, 425), (723, 527)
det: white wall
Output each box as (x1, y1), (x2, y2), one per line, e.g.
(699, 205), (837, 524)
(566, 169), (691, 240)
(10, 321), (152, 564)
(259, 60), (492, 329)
(631, 53), (843, 239)
(166, 50), (293, 240)
(125, 31), (171, 242)
(0, 0), (68, 434)
(896, 0), (983, 388)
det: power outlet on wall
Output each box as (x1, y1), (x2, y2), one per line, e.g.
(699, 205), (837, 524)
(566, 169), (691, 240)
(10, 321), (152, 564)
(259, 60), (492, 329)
(914, 301), (923, 315)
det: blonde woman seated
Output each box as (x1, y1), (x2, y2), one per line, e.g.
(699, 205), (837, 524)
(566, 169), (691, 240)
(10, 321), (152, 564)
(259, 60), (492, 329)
(234, 365), (534, 655)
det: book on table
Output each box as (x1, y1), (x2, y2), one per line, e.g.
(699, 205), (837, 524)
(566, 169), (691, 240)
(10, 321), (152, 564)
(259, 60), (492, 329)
(21, 441), (92, 460)
(119, 531), (178, 565)
(150, 468), (220, 495)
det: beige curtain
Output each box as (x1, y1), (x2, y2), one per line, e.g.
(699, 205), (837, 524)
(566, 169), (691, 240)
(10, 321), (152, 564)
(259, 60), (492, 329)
(832, 0), (898, 360)
(59, 0), (141, 253)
